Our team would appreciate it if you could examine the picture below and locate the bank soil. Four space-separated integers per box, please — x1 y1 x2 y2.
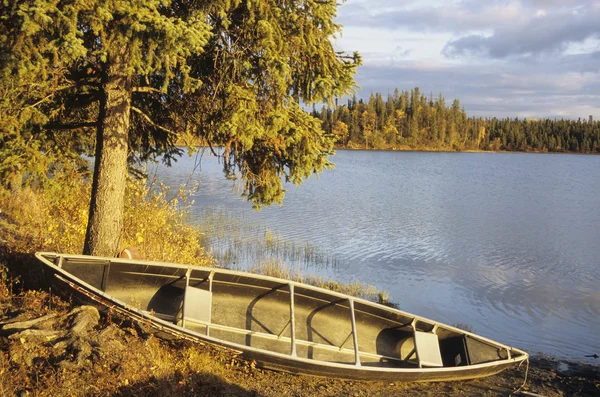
1 298 598 397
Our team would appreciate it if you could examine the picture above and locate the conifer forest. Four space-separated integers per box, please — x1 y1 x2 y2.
312 88 600 153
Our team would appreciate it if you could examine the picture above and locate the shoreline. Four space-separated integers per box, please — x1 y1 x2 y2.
0 251 598 396
332 146 600 156
1 183 597 395
176 142 599 156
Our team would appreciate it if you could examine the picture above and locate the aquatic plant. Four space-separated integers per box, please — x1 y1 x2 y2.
195 208 337 269
248 259 388 303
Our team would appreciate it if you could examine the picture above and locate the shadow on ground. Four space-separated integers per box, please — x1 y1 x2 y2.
111 372 263 397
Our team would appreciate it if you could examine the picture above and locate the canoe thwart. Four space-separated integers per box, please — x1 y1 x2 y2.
183 286 212 333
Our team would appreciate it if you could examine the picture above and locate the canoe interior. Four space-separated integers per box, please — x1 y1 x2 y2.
50 255 520 370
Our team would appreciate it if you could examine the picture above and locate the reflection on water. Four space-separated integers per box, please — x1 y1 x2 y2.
155 150 600 361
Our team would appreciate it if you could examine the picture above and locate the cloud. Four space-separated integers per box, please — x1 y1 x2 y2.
335 1 600 119
349 60 600 119
339 1 600 59
338 1 526 34
442 4 600 58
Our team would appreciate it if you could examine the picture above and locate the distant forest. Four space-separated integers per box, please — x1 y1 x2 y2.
311 88 600 153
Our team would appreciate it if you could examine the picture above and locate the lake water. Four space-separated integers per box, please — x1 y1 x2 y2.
155 150 600 361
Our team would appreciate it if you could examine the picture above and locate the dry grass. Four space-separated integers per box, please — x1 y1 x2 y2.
1 171 596 396
120 179 214 266
198 208 337 268
2 280 595 397
249 259 390 304
0 172 214 266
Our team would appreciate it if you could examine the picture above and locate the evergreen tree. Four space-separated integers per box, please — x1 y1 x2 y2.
1 0 360 256
311 87 600 154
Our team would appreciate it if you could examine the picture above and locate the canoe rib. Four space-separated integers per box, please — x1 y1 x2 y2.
290 283 297 357
348 299 361 366
36 252 529 382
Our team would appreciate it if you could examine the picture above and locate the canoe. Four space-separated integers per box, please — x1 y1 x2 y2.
35 252 528 382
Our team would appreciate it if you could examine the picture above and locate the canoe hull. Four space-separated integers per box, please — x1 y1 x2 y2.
37 252 528 382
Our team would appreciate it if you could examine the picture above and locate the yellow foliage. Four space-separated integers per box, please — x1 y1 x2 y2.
121 178 215 266
0 172 214 267
1 172 89 253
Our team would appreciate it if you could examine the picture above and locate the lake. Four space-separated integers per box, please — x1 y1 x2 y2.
154 150 600 361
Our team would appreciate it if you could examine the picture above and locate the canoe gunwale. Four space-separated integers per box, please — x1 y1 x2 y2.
35 252 529 381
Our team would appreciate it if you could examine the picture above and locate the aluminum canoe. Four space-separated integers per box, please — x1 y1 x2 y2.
35 252 528 382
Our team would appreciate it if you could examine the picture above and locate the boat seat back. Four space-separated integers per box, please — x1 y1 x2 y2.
183 286 212 325
414 331 443 367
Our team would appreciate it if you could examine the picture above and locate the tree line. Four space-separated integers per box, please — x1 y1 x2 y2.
312 88 600 153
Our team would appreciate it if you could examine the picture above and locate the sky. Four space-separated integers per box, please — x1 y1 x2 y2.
332 0 600 120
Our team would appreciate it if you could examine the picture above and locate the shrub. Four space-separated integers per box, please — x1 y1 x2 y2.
0 171 214 266
121 178 214 266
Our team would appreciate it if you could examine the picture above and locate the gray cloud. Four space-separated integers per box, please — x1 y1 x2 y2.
336 1 600 119
339 1 600 59
522 0 581 6
350 58 600 120
443 5 600 58
339 0 529 33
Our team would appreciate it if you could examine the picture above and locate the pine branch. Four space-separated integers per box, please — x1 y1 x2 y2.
132 86 164 94
44 122 98 130
131 106 176 136
24 85 75 109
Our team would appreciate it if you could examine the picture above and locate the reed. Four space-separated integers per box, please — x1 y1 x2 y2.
1 171 389 305
246 259 389 303
191 208 395 304
195 208 337 269
452 323 475 333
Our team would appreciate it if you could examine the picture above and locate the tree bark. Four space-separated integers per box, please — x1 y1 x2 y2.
83 56 131 257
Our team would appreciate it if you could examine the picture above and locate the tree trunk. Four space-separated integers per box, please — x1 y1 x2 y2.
83 57 131 257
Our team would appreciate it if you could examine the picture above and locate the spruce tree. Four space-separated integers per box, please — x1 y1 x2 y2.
1 0 360 256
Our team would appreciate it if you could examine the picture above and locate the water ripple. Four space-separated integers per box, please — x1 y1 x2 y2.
159 151 600 361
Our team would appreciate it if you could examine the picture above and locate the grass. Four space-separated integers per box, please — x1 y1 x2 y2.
0 171 214 266
0 168 391 304
0 172 395 396
0 172 592 397
196 208 337 269
0 272 246 396
195 208 393 304
248 259 392 305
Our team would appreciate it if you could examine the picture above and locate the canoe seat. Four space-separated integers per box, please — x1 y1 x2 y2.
183 286 212 325
414 331 443 367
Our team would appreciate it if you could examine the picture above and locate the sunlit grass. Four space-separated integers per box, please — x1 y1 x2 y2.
1 171 390 305
189 208 395 304
246 259 391 304
0 171 214 266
